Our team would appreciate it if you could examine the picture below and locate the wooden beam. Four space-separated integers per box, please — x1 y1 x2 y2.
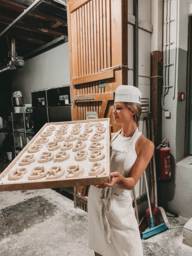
0 15 62 38
72 69 115 85
73 92 113 103
0 0 67 26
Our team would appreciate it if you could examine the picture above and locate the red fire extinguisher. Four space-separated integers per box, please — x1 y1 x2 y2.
157 140 172 181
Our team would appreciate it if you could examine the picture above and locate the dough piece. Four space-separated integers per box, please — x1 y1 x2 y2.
89 150 105 162
55 130 65 136
84 127 93 134
28 166 46 180
56 125 68 135
88 162 105 176
91 133 104 142
54 134 65 142
74 150 87 161
35 137 48 145
79 133 89 141
89 142 104 151
60 141 73 151
46 166 64 179
96 126 106 134
40 131 52 137
38 152 53 163
54 151 69 162
47 141 60 151
66 164 82 178
28 144 41 153
19 154 35 166
72 140 86 152
8 168 26 181
71 127 80 135
47 126 56 131
64 135 76 142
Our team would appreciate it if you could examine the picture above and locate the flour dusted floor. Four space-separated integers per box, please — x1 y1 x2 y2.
0 189 191 256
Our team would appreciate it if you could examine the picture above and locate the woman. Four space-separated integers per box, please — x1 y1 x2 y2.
88 85 154 256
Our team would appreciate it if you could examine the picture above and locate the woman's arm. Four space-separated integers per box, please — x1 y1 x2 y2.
105 136 154 189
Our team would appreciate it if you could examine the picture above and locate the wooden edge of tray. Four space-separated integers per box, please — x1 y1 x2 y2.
0 175 110 192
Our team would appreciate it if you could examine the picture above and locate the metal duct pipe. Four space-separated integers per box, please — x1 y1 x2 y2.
0 66 13 74
11 38 16 62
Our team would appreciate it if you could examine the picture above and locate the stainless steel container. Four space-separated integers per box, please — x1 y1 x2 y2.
12 91 23 106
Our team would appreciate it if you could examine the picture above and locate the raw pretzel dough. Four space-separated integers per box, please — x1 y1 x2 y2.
47 141 60 151
60 141 73 151
66 164 82 178
8 168 26 180
54 135 65 142
46 166 64 179
74 150 87 161
19 154 35 166
79 133 89 141
88 162 104 176
40 131 52 137
89 142 104 151
38 152 53 163
84 127 93 134
54 151 69 162
96 126 106 134
47 126 56 131
71 128 80 135
35 137 48 145
64 135 76 142
89 150 105 162
28 144 41 153
91 133 104 142
28 166 46 180
72 140 86 152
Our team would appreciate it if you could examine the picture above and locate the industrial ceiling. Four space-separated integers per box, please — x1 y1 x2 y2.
0 0 68 67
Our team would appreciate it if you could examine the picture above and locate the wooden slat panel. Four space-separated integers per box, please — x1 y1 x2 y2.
69 0 112 83
68 0 128 123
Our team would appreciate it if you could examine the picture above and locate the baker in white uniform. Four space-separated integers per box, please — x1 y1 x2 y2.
88 85 154 256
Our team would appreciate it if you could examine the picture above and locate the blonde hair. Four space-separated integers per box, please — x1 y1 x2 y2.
125 102 141 125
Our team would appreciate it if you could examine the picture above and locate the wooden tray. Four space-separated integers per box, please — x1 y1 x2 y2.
0 118 110 191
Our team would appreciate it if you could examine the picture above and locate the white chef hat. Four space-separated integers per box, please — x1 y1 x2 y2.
114 85 142 104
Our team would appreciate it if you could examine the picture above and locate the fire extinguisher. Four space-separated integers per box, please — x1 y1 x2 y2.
157 139 172 181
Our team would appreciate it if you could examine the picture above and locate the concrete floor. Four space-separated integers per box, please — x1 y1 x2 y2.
0 189 192 256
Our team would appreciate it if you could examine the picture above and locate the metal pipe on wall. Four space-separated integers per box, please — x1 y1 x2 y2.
151 0 163 145
133 0 139 87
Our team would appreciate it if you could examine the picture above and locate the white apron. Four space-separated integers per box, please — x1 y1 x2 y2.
88 128 143 256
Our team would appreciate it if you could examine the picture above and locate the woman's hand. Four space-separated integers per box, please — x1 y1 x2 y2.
104 172 124 187
95 171 124 188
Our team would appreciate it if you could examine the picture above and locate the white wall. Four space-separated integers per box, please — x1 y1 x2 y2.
12 42 70 103
128 0 152 100
159 0 192 216
162 0 192 160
